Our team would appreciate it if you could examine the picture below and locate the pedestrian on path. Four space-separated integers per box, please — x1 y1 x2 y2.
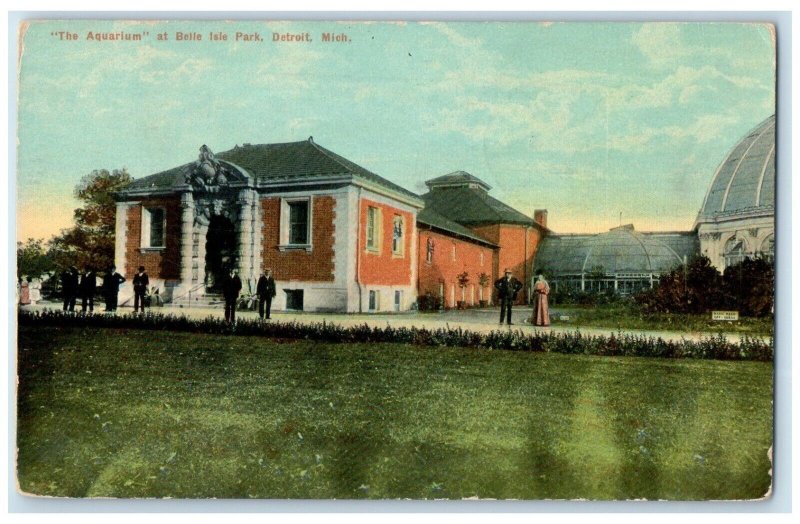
257 268 276 320
223 267 242 323
133 266 150 313
103 266 126 312
61 266 79 311
531 273 550 327
79 267 97 312
494 268 523 325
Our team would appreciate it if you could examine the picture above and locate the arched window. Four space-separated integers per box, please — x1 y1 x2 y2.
723 237 748 268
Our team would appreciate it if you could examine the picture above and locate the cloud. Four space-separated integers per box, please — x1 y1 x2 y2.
631 23 686 68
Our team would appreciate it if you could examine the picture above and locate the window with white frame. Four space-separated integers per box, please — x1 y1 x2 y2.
141 207 166 248
279 197 312 249
392 215 404 256
366 206 382 252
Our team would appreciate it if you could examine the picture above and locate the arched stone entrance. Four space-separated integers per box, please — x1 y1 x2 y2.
173 146 261 300
204 214 237 292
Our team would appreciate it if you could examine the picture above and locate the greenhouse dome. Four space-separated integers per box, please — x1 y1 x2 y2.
534 224 689 294
694 114 775 270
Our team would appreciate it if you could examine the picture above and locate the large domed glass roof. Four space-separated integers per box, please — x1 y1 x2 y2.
535 225 685 276
697 115 775 222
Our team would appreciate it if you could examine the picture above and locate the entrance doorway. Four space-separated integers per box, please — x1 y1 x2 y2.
205 215 236 292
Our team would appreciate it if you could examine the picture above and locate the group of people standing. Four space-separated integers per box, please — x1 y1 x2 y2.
45 262 550 328
59 265 146 313
221 267 277 323
494 268 550 327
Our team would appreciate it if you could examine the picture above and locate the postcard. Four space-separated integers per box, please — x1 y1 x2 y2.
15 19 776 500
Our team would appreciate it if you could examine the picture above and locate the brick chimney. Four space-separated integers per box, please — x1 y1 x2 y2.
534 209 548 229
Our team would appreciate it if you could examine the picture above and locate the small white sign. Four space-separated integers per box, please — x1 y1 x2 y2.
712 310 739 321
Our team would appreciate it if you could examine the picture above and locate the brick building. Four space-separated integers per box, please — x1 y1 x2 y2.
419 172 548 305
113 140 546 311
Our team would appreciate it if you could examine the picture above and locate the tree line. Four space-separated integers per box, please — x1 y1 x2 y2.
17 169 132 284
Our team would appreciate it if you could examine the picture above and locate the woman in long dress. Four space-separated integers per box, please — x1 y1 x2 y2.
532 273 550 327
29 277 42 305
19 278 31 306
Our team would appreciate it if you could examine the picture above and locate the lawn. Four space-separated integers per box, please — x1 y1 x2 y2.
548 303 774 335
17 326 773 500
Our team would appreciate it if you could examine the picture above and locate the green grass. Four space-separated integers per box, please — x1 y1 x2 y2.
17 326 773 500
550 303 774 335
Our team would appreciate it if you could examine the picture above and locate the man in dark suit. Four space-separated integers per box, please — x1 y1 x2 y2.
132 266 150 313
494 268 523 325
61 266 79 312
222 267 243 323
103 265 126 312
79 266 96 313
256 268 277 320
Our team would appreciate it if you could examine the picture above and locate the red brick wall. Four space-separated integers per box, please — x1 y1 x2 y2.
261 196 336 282
467 224 544 304
358 198 414 286
417 229 496 308
125 198 182 280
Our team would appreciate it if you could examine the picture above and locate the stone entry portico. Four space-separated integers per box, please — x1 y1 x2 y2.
175 155 262 299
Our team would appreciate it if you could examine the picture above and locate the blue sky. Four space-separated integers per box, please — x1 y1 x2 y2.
16 20 775 240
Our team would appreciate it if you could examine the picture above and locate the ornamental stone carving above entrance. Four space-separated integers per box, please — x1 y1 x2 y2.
185 145 234 193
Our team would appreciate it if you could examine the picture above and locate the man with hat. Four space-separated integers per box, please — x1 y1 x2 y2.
222 266 243 323
102 265 126 312
61 265 79 312
79 266 97 313
494 268 523 325
256 267 277 320
133 266 150 313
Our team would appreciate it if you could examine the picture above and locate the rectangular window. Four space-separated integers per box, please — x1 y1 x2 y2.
392 215 404 256
285 289 304 311
479 252 484 266
451 244 456 261
394 290 402 311
142 207 166 248
369 290 380 311
366 206 381 252
288 201 309 245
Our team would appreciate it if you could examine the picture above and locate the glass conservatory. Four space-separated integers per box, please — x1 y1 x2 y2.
533 225 689 295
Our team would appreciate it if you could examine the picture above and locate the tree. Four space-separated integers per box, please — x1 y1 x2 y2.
634 255 724 314
16 238 56 280
721 257 774 317
49 169 132 271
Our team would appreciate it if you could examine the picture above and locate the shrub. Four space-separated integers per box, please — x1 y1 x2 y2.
17 309 772 362
417 292 443 312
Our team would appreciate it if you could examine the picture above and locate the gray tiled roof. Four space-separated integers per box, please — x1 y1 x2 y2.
417 207 497 247
425 171 492 191
697 114 775 221
421 186 537 227
122 138 421 202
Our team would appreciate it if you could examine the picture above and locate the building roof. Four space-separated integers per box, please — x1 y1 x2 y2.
417 207 498 247
421 176 539 228
696 114 775 224
425 171 492 191
534 224 688 276
121 138 421 202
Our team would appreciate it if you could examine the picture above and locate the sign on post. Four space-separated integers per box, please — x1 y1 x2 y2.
712 310 739 321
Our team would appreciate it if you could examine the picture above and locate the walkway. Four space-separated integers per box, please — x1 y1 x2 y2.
25 302 765 343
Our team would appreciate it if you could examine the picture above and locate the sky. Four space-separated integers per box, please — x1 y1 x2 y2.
16 20 775 241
